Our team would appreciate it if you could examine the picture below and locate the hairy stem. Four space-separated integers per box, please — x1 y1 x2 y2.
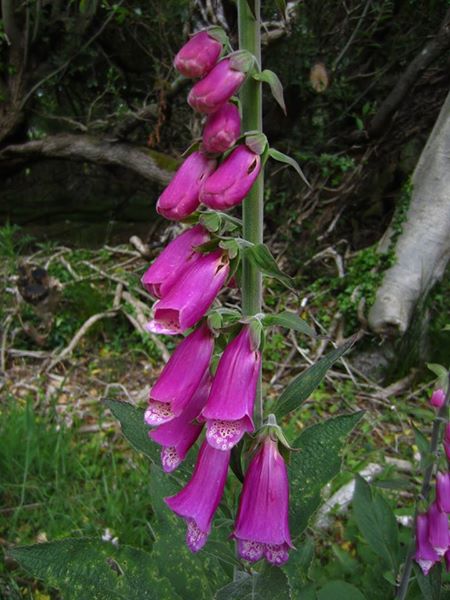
396 372 450 600
238 0 264 429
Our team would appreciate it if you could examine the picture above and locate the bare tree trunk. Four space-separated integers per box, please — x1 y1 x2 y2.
368 91 450 335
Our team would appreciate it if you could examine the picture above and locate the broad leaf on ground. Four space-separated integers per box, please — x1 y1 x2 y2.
289 412 364 535
215 566 291 600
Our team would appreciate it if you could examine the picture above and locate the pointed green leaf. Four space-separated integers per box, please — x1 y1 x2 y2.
253 69 286 115
245 131 268 155
352 475 399 572
275 0 287 19
274 336 357 419
244 0 257 19
318 581 366 600
215 566 291 600
242 243 295 291
414 562 442 600
289 412 364 534
263 311 316 338
8 538 177 600
268 148 311 188
105 399 159 463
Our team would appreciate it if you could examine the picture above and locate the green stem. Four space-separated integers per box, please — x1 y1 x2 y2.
238 0 264 429
396 372 450 600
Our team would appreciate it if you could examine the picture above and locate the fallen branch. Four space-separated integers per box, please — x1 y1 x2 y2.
0 133 172 186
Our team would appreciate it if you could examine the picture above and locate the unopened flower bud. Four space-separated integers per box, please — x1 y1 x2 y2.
188 58 246 114
174 31 222 79
202 103 241 154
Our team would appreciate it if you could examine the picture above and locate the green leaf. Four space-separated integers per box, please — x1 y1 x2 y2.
282 537 315 590
263 311 316 337
274 337 357 419
352 475 399 572
275 0 287 19
200 212 222 232
242 243 295 291
8 538 177 600
289 412 364 534
105 399 159 463
215 566 291 600
253 70 286 114
245 131 268 155
318 581 366 600
268 148 310 188
414 562 442 600
149 467 228 600
427 363 449 388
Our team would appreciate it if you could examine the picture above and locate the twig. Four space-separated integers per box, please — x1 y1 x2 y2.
46 310 118 371
1 313 14 374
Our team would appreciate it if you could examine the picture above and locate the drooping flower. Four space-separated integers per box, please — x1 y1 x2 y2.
414 513 440 575
430 388 446 408
232 436 293 566
174 31 222 79
202 325 261 450
202 103 241 154
427 501 449 556
165 439 230 552
200 145 261 210
141 225 209 299
149 375 211 472
144 324 213 426
436 472 450 513
188 58 246 114
146 250 229 335
156 151 216 221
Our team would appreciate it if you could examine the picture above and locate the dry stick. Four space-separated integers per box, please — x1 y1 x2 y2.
46 310 118 372
1 312 14 374
396 371 450 600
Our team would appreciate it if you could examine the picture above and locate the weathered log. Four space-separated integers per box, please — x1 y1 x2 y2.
0 134 173 186
368 90 450 334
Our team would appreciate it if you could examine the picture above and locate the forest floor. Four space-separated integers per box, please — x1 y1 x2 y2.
0 224 447 599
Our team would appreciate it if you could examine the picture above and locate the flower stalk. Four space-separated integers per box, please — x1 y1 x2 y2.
396 371 450 600
238 0 264 429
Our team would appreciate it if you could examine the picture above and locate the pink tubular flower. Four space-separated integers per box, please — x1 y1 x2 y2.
232 436 293 566
200 145 261 210
165 440 230 552
149 375 211 472
202 103 241 154
202 325 261 450
414 513 440 575
141 225 209 298
430 388 446 408
174 31 222 79
436 472 450 513
428 501 449 556
144 324 213 426
156 151 216 221
147 250 229 335
188 58 246 114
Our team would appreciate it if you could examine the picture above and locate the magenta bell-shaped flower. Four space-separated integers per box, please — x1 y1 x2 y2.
202 103 241 154
232 436 293 566
436 472 450 513
430 388 446 408
141 225 210 299
202 325 261 450
156 151 216 221
165 439 230 552
200 145 261 210
174 31 222 79
188 58 246 114
428 501 449 556
147 250 229 335
144 324 213 426
149 374 211 472
414 513 440 575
